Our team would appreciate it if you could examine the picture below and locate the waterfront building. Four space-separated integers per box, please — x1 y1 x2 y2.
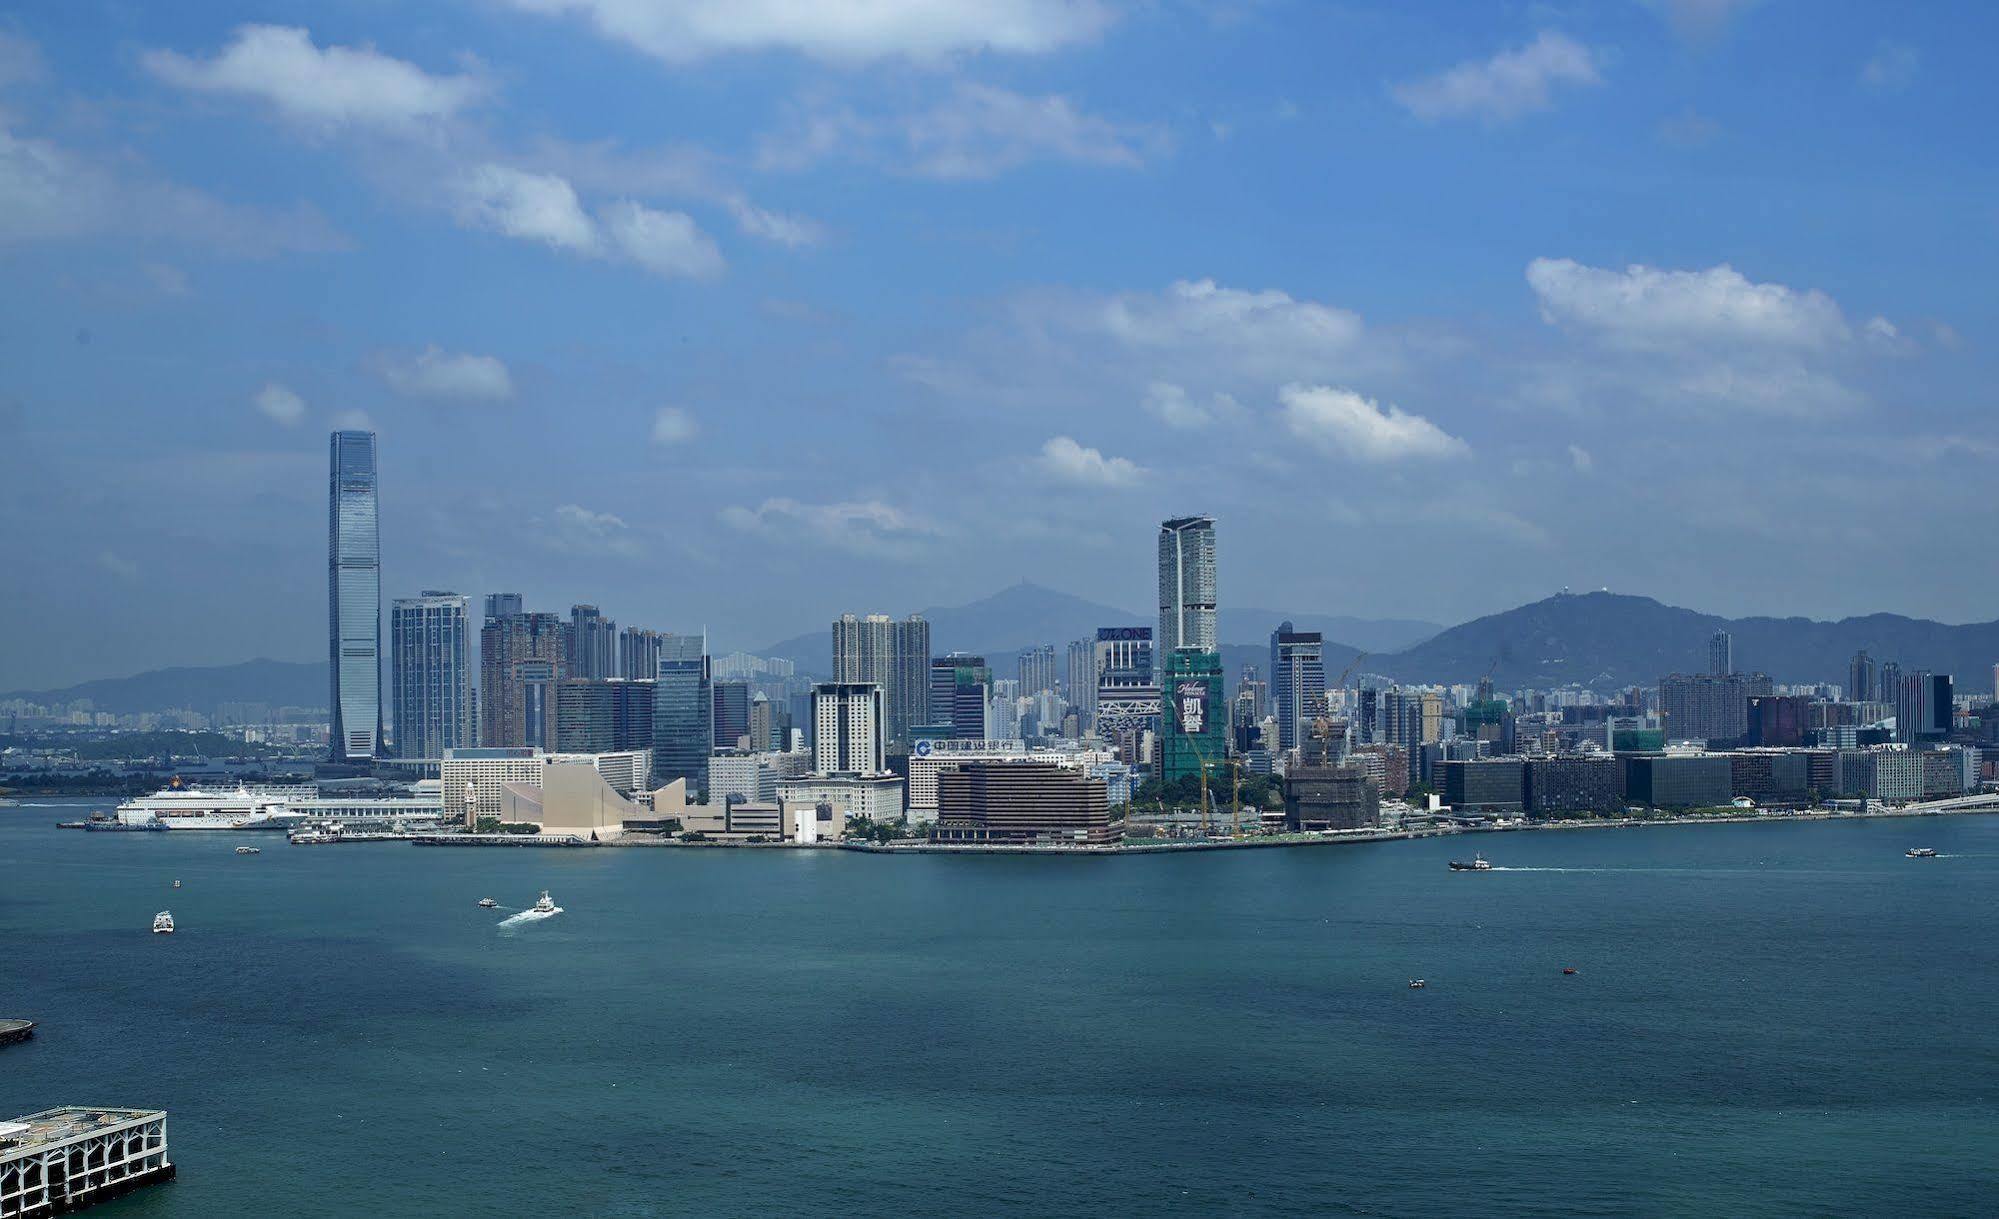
1658 673 1771 748
328 429 382 760
1018 644 1058 696
905 738 1033 815
709 749 780 805
390 591 473 760
567 605 617 680
932 760 1119 846
1729 749 1810 804
1282 762 1380 831
1157 515 1218 660
929 654 991 741
480 611 566 749
553 678 655 755
653 653 712 795
1621 753 1732 808
1270 623 1326 753
1 1107 173 1218
777 772 905 824
677 799 788 841
713 680 751 749
1160 650 1227 785
1523 755 1623 816
831 613 930 751
812 682 886 775
1709 630 1734 676
1441 758 1526 814
442 746 651 828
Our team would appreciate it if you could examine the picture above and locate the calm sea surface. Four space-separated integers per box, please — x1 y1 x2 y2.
3 800 1996 1217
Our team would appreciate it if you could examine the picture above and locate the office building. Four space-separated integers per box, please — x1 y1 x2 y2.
709 749 780 806
713 680 751 750
904 738 1033 815
777 772 904 823
813 682 886 775
1441 758 1526 814
831 613 930 751
1270 623 1326 753
1747 695 1811 748
932 761 1119 846
328 430 382 760
1157 515 1218 659
653 653 712 795
1018 644 1058 696
1730 750 1810 804
1622 753 1732 808
1709 630 1734 676
480 610 565 750
658 632 706 662
1160 650 1226 784
618 627 664 681
567 605 617 680
553 678 655 755
748 693 775 752
1092 626 1160 743
390 591 473 759
1283 763 1380 831
929 654 991 741
1894 671 1953 743
1523 756 1622 816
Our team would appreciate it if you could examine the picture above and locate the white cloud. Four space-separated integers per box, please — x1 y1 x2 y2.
1527 258 1854 350
651 406 698 445
601 200 725 278
1095 279 1367 382
142 25 488 133
1279 384 1468 462
1861 43 1918 90
720 497 940 558
1035 435 1145 487
727 198 824 248
759 84 1163 179
1568 444 1594 473
456 164 600 253
0 121 346 254
1144 381 1243 430
549 503 641 557
379 346 514 401
1392 32 1602 124
254 382 307 426
500 0 1114 65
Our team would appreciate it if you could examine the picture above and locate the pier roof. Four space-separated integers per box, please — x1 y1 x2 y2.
0 1107 162 1152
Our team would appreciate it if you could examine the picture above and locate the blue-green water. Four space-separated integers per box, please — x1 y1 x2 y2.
4 801 1997 1217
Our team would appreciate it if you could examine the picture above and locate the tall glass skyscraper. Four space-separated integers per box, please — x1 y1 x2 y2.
1270 622 1326 753
328 430 381 760
1157 515 1218 659
391 592 473 759
653 647 712 795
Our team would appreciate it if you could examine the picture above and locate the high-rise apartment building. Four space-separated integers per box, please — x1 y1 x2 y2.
653 653 712 794
1849 650 1877 703
328 430 382 760
1066 639 1096 727
1157 515 1218 659
1018 644 1058 696
391 591 473 760
618 627 663 681
567 605 617 680
1708 630 1734 676
1658 672 1772 746
928 654 990 741
482 593 522 625
1270 622 1327 753
831 613 931 750
480 611 565 749
812 682 885 775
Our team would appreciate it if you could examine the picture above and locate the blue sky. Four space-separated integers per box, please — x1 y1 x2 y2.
1 0 1994 688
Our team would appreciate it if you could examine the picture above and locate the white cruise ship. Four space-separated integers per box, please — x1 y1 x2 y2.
113 785 311 831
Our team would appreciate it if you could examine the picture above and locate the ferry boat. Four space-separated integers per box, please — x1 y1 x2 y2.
477 897 498 908
151 911 174 934
112 784 310 832
234 845 260 855
532 890 561 915
1907 847 1938 858
1449 853 1493 872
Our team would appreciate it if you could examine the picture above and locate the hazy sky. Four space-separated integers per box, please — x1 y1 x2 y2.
1 1 1994 689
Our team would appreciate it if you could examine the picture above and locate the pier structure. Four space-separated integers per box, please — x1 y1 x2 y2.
0 1108 173 1218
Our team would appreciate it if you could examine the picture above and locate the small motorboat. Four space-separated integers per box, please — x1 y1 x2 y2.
235 845 260 855
152 911 175 935
477 897 498 908
1906 847 1938 858
1449 854 1493 872
1408 979 1426 989
1563 967 1578 976
172 879 181 889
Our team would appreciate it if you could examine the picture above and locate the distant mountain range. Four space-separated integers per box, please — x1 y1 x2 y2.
12 588 1997 716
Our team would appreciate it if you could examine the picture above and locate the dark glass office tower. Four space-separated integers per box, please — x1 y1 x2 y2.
328 430 382 760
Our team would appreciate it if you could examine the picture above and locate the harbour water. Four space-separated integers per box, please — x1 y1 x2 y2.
4 798 1997 1216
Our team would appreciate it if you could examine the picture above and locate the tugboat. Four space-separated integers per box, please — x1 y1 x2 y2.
1906 847 1938 859
1449 853 1493 872
477 897 498 909
532 890 562 915
151 911 175 935
235 845 260 855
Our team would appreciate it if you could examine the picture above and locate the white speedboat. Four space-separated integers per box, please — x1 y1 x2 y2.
532 890 562 915
1907 847 1938 858
235 846 260 855
477 897 498 909
152 911 175 934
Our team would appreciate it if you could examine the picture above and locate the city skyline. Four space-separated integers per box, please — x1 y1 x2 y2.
4 4 1999 690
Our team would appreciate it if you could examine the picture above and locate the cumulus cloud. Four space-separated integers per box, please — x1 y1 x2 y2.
601 200 725 278
720 497 940 558
651 406 698 445
1860 43 1918 90
1035 436 1145 487
456 164 600 253
142 25 488 133
378 346 514 401
1144 381 1243 430
254 382 307 426
1279 384 1468 462
759 84 1163 180
727 198 824 248
548 503 642 557
499 0 1114 65
1096 279 1365 381
1526 258 1853 350
1392 32 1602 124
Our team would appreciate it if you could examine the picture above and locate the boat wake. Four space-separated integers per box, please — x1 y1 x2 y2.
497 902 563 928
